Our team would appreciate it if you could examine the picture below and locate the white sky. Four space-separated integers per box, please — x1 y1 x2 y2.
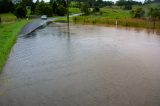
34 0 145 3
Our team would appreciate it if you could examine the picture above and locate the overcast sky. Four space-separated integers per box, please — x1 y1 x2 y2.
34 0 145 3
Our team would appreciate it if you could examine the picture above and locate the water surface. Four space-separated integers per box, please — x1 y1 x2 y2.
0 23 160 106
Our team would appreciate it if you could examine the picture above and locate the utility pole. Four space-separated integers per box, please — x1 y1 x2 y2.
66 0 70 36
67 0 69 28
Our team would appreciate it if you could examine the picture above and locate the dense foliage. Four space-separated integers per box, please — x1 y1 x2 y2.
131 8 145 18
80 3 90 15
14 4 27 18
35 2 53 16
50 0 67 15
0 0 14 13
55 5 67 16
148 8 160 20
116 0 142 6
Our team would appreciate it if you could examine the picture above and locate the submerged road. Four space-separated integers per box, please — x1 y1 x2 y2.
0 23 160 106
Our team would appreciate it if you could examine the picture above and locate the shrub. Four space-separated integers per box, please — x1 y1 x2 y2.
55 5 66 16
14 5 27 18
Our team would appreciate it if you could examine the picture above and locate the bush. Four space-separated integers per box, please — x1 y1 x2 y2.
35 2 53 17
55 5 67 16
14 5 27 18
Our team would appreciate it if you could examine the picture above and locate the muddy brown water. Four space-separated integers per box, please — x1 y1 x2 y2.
0 23 160 106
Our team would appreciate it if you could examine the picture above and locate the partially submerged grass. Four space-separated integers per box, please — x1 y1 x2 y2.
0 20 30 72
72 16 160 29
54 17 74 23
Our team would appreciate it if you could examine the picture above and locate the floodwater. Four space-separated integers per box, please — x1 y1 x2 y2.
0 23 160 106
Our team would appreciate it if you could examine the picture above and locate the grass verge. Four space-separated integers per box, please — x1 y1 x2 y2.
0 13 17 23
0 20 30 72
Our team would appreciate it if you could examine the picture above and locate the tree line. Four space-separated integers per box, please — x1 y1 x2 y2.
0 0 159 20
0 0 68 18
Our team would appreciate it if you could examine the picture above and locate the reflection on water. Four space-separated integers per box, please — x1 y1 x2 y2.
0 23 160 106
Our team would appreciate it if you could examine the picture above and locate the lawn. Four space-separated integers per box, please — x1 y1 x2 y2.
0 20 30 72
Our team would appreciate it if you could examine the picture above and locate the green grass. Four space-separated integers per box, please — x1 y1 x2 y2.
99 7 131 19
0 20 30 72
0 13 17 23
69 8 80 14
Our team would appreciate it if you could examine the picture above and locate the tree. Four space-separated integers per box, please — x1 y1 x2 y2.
93 7 100 12
144 0 152 4
124 5 132 10
154 0 160 3
14 4 27 18
148 8 160 28
0 0 14 13
52 1 58 14
103 1 114 7
116 0 142 6
116 0 126 6
80 3 90 15
31 2 36 14
22 0 33 6
55 5 67 16
94 0 103 7
35 2 53 16
131 8 145 18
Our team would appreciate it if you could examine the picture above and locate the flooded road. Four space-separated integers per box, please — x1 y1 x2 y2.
0 23 160 106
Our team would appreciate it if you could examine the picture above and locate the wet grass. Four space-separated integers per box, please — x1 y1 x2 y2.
0 20 30 72
72 16 160 29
